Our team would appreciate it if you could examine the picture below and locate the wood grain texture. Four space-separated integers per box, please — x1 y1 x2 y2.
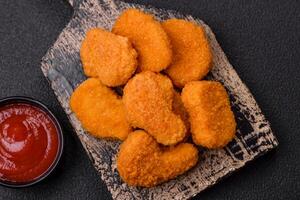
40 0 278 199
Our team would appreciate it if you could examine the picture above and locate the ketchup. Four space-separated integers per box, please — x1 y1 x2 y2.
0 103 59 183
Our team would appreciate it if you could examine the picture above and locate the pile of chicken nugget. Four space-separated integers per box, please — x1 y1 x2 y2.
70 8 236 187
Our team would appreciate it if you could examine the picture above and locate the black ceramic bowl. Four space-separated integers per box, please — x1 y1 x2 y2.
0 96 63 187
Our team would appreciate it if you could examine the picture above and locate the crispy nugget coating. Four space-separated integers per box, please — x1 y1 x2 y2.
112 9 172 72
152 73 174 109
70 78 132 140
123 71 186 145
117 130 198 187
172 91 190 134
80 28 137 86
182 81 236 148
162 19 213 87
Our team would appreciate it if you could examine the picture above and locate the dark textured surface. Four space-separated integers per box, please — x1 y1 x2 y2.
0 0 299 199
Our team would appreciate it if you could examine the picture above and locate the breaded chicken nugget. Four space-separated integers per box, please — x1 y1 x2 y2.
182 81 236 148
70 78 132 140
152 73 174 109
123 71 186 145
152 76 189 128
112 9 172 72
162 19 213 87
117 130 198 187
172 91 190 134
80 28 137 86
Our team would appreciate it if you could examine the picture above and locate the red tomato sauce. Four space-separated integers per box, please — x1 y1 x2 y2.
0 103 59 183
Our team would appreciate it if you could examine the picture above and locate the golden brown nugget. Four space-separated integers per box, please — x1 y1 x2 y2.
153 76 188 124
162 19 213 87
172 91 190 134
70 78 131 140
153 73 174 109
80 28 137 86
182 81 236 148
123 71 186 145
113 9 172 72
117 130 198 187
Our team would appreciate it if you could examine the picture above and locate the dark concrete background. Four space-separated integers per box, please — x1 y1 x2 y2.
0 0 299 199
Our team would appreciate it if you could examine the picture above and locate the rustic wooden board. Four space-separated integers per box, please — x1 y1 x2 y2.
40 0 278 199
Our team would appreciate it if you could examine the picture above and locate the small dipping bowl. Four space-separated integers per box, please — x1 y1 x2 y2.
0 96 63 187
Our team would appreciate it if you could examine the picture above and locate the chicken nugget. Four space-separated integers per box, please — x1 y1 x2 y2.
112 9 172 72
152 75 189 127
172 91 190 134
162 19 213 87
70 78 131 140
117 130 198 187
123 71 186 145
182 81 236 148
80 28 137 86
153 76 189 127
152 73 174 109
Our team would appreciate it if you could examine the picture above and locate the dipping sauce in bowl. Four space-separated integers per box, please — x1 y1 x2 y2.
0 97 63 187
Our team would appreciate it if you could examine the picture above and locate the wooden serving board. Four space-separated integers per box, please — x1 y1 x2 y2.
40 0 278 199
